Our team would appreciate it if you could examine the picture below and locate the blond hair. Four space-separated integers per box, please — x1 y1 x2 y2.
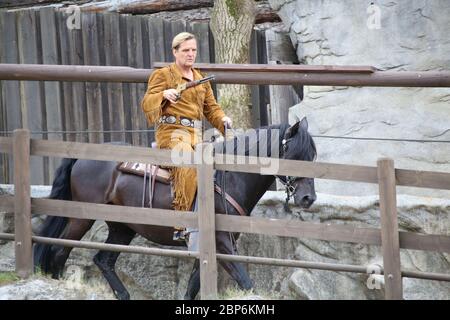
172 32 196 50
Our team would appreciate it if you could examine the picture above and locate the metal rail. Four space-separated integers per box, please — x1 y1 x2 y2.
0 232 448 282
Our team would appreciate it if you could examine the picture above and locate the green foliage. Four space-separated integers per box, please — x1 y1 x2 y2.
0 272 20 286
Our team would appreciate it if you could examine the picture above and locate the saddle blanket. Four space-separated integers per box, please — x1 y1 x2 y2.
117 162 171 184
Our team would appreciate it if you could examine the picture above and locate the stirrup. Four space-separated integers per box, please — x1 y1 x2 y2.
173 230 188 241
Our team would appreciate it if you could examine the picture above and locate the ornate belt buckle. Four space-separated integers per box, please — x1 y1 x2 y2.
180 118 192 127
166 115 176 124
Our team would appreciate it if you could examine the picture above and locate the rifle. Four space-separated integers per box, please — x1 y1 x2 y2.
174 75 215 101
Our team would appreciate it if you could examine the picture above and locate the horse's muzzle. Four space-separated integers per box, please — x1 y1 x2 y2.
297 194 316 208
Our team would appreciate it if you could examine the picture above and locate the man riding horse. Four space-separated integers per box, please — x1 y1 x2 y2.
141 32 232 241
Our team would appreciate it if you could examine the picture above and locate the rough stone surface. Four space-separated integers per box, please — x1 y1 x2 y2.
0 187 14 238
268 0 450 198
1 187 448 299
0 276 115 300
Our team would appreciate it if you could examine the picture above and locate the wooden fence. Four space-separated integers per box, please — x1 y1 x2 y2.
0 128 449 299
1 61 450 299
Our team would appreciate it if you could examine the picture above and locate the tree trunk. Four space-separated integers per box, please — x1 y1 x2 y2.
210 0 256 130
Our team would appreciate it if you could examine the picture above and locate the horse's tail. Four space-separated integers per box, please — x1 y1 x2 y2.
33 158 77 274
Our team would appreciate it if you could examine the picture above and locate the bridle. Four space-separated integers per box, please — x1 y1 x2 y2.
277 134 297 212
276 130 315 213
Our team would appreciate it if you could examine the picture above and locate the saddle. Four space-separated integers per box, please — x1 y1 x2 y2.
117 162 247 216
117 162 170 184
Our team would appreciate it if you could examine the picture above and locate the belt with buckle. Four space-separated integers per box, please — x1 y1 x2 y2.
158 115 200 128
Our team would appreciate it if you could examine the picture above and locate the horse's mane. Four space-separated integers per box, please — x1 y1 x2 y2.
213 123 289 157
213 123 317 161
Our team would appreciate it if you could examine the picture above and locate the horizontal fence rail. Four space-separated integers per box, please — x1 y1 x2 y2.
3 137 450 190
0 232 449 283
1 63 450 87
0 196 197 229
0 230 447 283
0 232 199 260
2 139 446 192
29 139 196 168
0 194 448 254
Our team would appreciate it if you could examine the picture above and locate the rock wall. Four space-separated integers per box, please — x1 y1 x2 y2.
1 187 448 299
268 0 450 198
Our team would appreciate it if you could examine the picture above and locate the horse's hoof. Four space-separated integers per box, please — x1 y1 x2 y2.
115 290 130 300
51 269 62 280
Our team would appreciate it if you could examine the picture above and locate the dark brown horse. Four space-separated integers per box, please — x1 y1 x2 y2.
33 119 317 300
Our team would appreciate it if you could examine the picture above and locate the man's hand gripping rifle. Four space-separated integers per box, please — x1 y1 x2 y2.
174 75 215 101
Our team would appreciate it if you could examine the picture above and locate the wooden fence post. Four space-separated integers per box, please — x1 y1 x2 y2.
13 129 33 278
197 143 218 299
377 158 403 299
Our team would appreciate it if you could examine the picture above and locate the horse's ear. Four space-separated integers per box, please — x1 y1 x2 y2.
299 117 308 131
286 117 308 138
286 121 300 138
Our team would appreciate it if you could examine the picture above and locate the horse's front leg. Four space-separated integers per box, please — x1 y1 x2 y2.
216 231 253 291
183 231 253 300
184 230 201 300
93 222 136 300
184 259 200 300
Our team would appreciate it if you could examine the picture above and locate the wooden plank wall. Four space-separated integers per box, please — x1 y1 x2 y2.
17 9 46 185
0 14 5 184
1 11 22 185
0 8 268 184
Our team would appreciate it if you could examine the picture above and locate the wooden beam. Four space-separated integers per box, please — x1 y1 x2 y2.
197 143 218 299
216 213 381 245
215 213 450 253
0 63 150 83
25 138 450 189
30 138 196 168
154 62 377 73
215 155 379 184
214 155 450 190
395 168 450 190
32 198 198 229
399 232 450 254
13 129 33 278
377 158 403 300
2 63 450 87
1 193 448 253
